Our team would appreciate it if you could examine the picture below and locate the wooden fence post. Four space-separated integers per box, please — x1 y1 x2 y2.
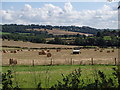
73 59 74 65
51 58 53 65
114 58 117 66
91 58 94 65
71 58 72 65
32 60 34 67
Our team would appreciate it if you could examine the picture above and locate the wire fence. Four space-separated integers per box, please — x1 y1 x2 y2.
2 57 118 66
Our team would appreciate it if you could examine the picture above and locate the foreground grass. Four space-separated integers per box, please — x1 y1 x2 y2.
2 65 117 88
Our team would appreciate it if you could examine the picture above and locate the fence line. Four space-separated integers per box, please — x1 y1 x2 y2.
2 57 118 66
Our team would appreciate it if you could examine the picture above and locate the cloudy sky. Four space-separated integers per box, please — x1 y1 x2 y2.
0 1 118 29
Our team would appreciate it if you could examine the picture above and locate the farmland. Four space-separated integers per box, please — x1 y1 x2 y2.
2 39 77 49
2 65 117 88
26 28 93 36
1 40 119 88
2 40 118 66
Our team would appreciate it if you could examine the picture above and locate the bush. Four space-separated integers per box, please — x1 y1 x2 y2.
2 70 20 90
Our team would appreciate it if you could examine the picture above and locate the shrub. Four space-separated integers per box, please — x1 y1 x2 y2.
2 70 20 90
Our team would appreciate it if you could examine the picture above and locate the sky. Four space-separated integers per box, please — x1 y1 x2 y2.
0 1 118 29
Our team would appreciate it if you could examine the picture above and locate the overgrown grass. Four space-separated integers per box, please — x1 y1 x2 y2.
0 32 10 35
104 36 111 40
2 65 117 88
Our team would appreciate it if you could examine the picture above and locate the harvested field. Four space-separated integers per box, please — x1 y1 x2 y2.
2 47 118 66
26 28 93 36
2 40 77 49
2 40 119 66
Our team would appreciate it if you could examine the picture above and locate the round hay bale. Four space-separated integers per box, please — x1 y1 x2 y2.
9 58 17 65
47 53 52 57
112 50 114 52
38 52 43 55
14 50 17 53
41 50 47 55
17 50 20 51
3 50 7 53
10 51 13 53
94 49 97 51
13 60 17 65
9 58 14 65
96 48 99 50
107 50 110 53
56 49 61 52
47 50 50 52
100 50 103 52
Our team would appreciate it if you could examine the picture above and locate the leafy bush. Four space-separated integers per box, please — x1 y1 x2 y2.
2 70 20 90
51 68 82 89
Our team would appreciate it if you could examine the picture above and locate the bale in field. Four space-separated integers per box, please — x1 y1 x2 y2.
38 50 47 55
112 49 114 52
3 50 7 53
94 49 97 51
38 52 43 55
17 50 20 51
42 50 47 55
14 50 17 53
13 59 17 65
28 49 31 51
10 51 13 53
9 58 13 65
9 58 17 65
96 48 99 50
47 49 50 52
107 50 110 53
100 49 103 52
56 49 61 52
47 53 52 57
10 50 17 53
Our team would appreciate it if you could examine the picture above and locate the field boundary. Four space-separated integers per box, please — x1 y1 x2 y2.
2 57 118 66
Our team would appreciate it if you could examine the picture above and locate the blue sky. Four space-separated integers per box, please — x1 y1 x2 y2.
0 2 118 29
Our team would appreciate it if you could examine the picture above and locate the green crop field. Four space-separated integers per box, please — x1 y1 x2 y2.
2 65 117 88
0 32 10 35
104 36 111 40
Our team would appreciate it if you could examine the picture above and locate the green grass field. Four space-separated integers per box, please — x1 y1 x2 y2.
0 32 10 35
0 32 31 35
104 36 111 40
2 65 117 88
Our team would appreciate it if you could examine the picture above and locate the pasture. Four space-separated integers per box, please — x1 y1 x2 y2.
2 65 117 88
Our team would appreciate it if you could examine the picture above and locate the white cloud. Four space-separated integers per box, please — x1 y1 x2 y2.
64 2 73 13
1 2 118 29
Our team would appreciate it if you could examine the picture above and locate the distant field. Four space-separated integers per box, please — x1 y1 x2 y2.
2 40 77 49
26 28 93 36
0 32 10 35
104 36 111 40
2 65 116 88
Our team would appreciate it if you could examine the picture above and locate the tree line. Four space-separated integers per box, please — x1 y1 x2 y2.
1 24 120 47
